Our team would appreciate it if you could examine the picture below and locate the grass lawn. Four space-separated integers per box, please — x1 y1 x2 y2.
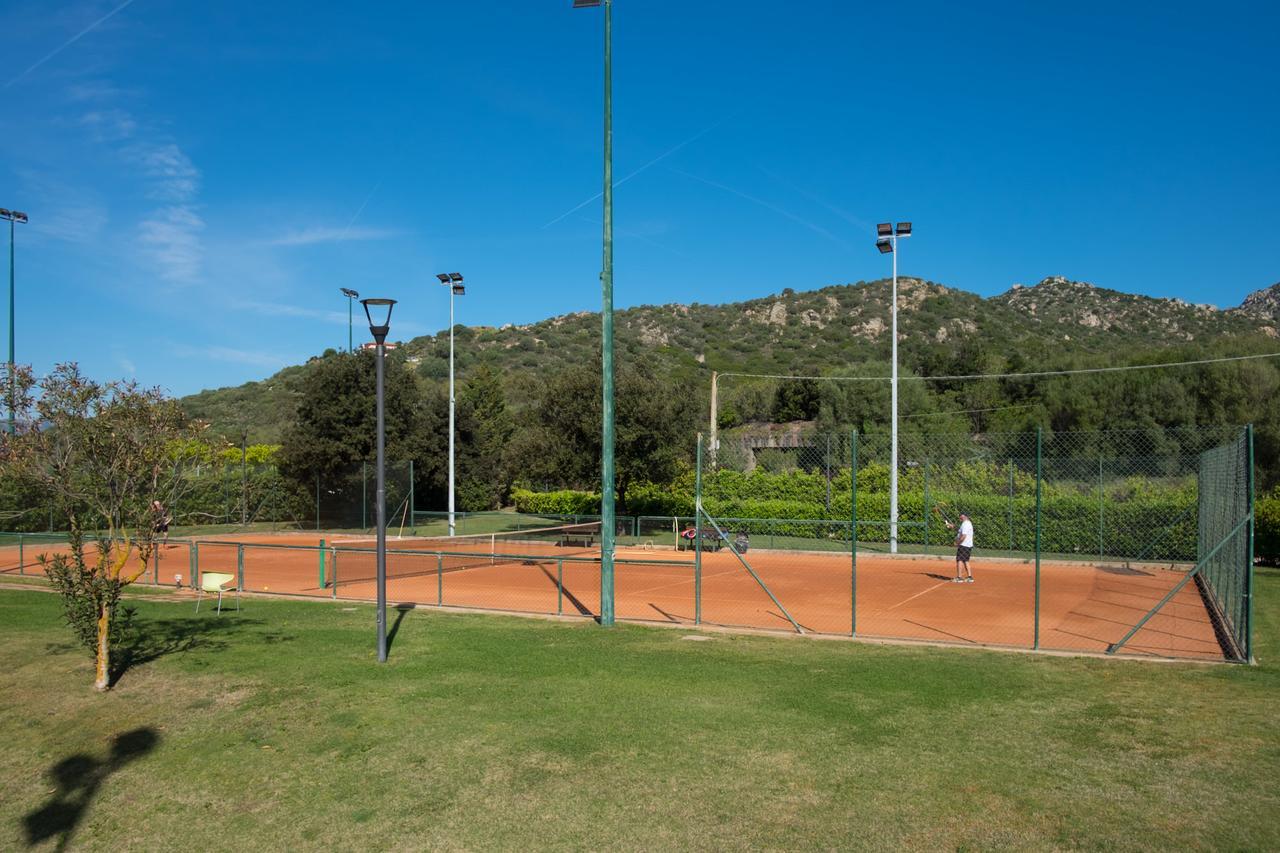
2 570 1278 850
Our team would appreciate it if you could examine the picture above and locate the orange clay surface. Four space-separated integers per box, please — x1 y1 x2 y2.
0 531 1226 660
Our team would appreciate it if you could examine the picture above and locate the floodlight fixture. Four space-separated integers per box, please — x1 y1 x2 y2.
452 284 465 295
435 273 450 284
573 0 602 7
340 287 359 298
448 272 463 283
895 222 912 236
877 222 893 237
876 238 893 254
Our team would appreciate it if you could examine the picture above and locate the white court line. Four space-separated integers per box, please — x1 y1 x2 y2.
885 580 953 612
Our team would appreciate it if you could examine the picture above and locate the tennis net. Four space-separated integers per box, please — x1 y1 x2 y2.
326 521 603 587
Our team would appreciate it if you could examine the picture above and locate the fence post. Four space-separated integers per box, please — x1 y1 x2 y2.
318 539 326 589
362 462 368 531
923 458 930 556
1246 424 1255 662
557 558 564 616
851 429 858 638
237 544 245 591
409 459 415 533
694 433 703 626
18 533 23 575
1008 459 1015 552
437 554 443 606
153 542 160 584
1034 428 1042 650
332 549 339 599
190 542 199 589
825 434 832 515
1098 455 1105 564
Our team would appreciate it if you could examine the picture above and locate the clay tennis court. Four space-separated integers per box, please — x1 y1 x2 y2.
0 531 1226 660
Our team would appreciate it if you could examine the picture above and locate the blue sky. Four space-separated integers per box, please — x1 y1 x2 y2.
2 0 1277 397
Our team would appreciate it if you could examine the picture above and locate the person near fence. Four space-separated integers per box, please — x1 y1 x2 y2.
946 512 974 583
151 500 171 548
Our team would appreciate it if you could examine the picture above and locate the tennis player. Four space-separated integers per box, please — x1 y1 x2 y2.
945 512 974 583
151 500 171 547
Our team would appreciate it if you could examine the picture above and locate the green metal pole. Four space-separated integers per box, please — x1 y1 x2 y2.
237 544 245 591
7 217 14 435
1098 454 1104 564
1008 458 1014 552
923 458 930 556
598 0 616 628
851 429 858 637
318 539 326 589
409 459 415 533
362 462 367 531
1034 428 1042 650
17 533 22 575
1246 424 1255 662
695 433 703 625
348 298 353 353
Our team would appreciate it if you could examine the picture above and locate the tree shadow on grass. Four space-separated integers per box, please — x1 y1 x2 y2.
23 727 160 851
44 613 269 688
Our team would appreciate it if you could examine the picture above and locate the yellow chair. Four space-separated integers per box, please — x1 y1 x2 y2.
195 571 240 614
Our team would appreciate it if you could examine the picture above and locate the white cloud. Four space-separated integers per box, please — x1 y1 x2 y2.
240 301 349 324
137 142 200 202
139 205 204 283
264 225 403 247
80 109 136 142
171 343 292 369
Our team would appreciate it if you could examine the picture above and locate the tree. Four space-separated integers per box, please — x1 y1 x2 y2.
508 359 697 509
456 365 515 510
2 363 207 691
277 350 448 514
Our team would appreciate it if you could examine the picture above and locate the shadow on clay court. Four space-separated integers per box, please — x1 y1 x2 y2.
23 727 160 850
537 565 595 618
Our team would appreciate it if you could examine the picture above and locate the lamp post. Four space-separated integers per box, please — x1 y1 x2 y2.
340 288 360 353
0 208 28 434
361 297 397 663
875 221 911 554
572 0 615 626
435 273 465 537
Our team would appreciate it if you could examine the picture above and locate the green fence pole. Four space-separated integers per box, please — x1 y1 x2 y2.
237 544 245 591
153 542 159 584
694 433 703 626
362 462 367 531
17 533 23 575
1034 428 1042 650
409 459 415 533
318 539 326 589
1246 424 1255 662
1098 455 1105 564
332 549 339 599
190 542 199 589
851 429 858 637
1008 459 1014 552
437 554 443 606
923 458 930 556
557 558 564 616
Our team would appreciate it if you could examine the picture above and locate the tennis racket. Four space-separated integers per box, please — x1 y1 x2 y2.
932 503 954 527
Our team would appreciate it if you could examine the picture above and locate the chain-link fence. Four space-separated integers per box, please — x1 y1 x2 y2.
689 426 1254 661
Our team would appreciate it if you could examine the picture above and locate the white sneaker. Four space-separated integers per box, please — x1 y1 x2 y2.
965 577 975 583
952 577 964 583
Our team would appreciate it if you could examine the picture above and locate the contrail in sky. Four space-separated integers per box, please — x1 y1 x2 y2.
541 121 723 229
758 166 876 234
668 167 852 249
5 0 139 89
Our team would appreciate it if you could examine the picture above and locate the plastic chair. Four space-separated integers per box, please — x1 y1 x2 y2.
195 572 240 614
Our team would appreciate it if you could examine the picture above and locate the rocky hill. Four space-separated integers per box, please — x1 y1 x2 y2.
182 276 1280 442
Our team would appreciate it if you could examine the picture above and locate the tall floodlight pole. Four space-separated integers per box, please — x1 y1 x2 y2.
875 222 912 554
340 288 360 353
573 0 615 626
361 297 397 663
435 272 465 537
1 208 28 434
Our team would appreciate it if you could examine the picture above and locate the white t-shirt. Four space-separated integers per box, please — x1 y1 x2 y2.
957 519 974 548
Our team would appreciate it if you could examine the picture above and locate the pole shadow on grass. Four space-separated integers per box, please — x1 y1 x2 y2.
385 603 415 654
23 727 159 850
